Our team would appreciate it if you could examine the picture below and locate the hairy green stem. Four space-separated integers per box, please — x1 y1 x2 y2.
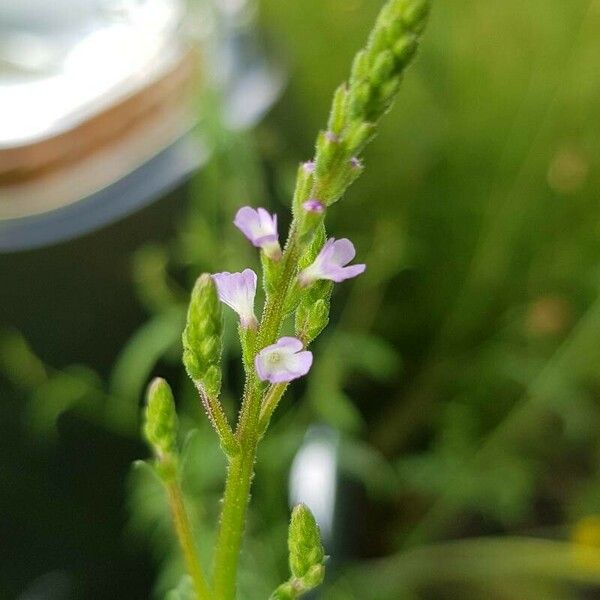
258 383 288 433
212 235 302 599
196 383 240 457
166 479 212 600
211 434 259 599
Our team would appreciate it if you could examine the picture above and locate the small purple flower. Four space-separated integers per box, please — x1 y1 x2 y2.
302 199 325 214
255 337 313 384
212 269 258 329
298 238 366 287
350 157 362 169
234 207 282 260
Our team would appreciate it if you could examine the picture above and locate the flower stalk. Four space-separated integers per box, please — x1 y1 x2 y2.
142 1 430 597
142 378 211 600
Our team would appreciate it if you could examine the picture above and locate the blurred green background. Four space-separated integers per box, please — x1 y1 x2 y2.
1 0 600 598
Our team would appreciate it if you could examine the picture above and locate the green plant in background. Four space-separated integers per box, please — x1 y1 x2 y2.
139 1 430 597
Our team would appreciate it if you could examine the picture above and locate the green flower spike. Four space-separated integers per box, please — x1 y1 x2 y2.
270 504 327 599
183 274 239 456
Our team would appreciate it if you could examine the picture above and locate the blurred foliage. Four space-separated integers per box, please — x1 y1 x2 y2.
2 0 600 598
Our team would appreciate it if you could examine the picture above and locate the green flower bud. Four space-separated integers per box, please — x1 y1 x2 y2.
393 34 418 66
292 161 316 217
143 377 178 456
368 23 391 56
348 82 372 120
327 84 348 136
202 365 222 398
402 0 430 33
182 274 223 397
301 564 325 589
269 582 295 600
314 131 342 177
288 504 325 580
371 50 396 84
296 297 330 345
345 122 376 154
349 50 369 87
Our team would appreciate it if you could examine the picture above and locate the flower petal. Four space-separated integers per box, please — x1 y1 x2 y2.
212 270 257 327
276 337 304 352
329 238 356 266
254 337 313 383
330 263 366 282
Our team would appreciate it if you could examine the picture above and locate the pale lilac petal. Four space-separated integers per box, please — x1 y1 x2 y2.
233 207 259 241
234 206 281 258
212 270 257 328
254 337 313 383
298 237 365 286
276 337 304 352
254 353 270 381
319 238 336 256
329 238 356 266
329 263 366 282
290 351 313 376
257 208 275 231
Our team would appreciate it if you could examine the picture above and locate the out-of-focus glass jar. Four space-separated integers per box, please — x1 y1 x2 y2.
0 0 281 251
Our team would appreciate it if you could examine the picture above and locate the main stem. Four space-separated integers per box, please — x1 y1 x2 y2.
211 429 260 599
212 236 301 599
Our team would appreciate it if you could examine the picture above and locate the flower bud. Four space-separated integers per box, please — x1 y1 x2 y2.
349 50 369 87
327 84 348 136
292 161 315 216
302 564 325 589
143 377 178 456
345 122 376 154
288 504 325 581
182 274 223 397
314 130 342 177
371 49 395 84
393 34 418 66
402 0 431 33
296 297 331 344
269 582 295 600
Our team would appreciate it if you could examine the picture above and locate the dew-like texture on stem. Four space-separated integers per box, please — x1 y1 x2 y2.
212 269 258 329
299 238 366 286
255 337 313 384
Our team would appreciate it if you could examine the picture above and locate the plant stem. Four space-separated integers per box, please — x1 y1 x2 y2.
196 382 240 457
211 434 259 599
258 383 288 433
166 478 212 600
212 233 303 599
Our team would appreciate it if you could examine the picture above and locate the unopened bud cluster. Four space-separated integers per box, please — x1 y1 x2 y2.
182 274 223 397
143 377 178 480
290 0 430 255
270 505 326 599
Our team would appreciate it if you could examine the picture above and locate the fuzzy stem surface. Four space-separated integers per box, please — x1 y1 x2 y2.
167 478 212 600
